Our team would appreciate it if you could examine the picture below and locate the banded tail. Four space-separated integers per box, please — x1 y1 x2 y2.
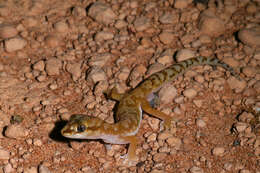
140 56 239 92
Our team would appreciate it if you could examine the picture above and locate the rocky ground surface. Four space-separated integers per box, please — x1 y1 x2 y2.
0 0 259 172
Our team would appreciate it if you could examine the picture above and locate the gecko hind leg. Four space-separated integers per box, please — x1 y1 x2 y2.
141 99 174 130
119 135 138 165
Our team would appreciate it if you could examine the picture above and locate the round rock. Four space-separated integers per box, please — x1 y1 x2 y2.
4 37 27 52
176 49 196 62
4 124 29 139
238 26 260 47
0 25 18 39
88 2 116 25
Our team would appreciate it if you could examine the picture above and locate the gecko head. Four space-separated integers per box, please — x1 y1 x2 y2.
61 114 104 139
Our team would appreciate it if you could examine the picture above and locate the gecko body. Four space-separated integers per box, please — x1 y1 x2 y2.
61 56 238 161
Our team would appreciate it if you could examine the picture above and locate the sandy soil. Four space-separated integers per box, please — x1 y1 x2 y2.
0 0 259 172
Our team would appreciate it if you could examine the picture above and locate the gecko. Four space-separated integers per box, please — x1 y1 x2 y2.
61 56 238 162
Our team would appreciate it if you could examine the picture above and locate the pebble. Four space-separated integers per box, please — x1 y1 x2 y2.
4 37 27 52
22 17 38 28
199 35 211 44
159 32 175 45
240 170 251 173
3 163 14 173
147 133 157 142
152 153 167 162
183 88 197 98
158 132 172 141
5 124 29 139
242 66 256 77
227 76 247 92
199 11 225 37
196 118 206 128
234 122 247 132
222 57 239 67
87 67 107 83
71 6 86 17
189 166 204 173
45 58 62 76
157 49 175 65
95 31 114 42
193 99 203 107
88 53 111 67
134 16 150 32
38 164 52 173
45 35 60 48
114 20 127 29
212 147 225 156
23 167 37 173
174 0 192 9
0 148 10 160
88 2 116 25
0 25 18 39
158 85 177 104
176 49 196 62
166 137 182 150
238 26 260 47
54 21 69 33
66 62 82 81
159 12 179 24
33 60 45 71
33 139 43 146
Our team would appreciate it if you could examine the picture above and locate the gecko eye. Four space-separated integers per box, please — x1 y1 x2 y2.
77 124 86 132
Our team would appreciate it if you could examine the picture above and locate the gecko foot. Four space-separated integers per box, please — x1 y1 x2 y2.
160 117 176 131
120 153 138 166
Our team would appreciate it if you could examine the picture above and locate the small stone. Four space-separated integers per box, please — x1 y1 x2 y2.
153 153 167 162
212 147 225 156
0 24 18 39
227 76 247 92
88 2 116 25
22 17 38 28
114 20 127 29
23 167 38 173
158 132 172 140
38 164 51 173
199 35 211 44
3 163 14 173
176 49 196 62
193 99 203 107
199 11 225 37
159 32 175 45
222 57 240 67
54 21 69 33
183 88 197 98
95 31 114 42
116 67 130 81
134 16 150 32
234 122 247 132
238 26 260 47
45 58 62 76
5 124 29 139
174 0 192 9
4 37 27 52
45 35 60 48
88 53 111 67
159 12 179 24
72 6 86 17
242 66 256 77
240 170 251 173
66 62 82 81
0 149 10 160
33 139 43 146
147 133 157 142
196 118 206 128
87 67 107 83
166 137 182 150
158 85 177 104
189 166 204 173
33 60 45 71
